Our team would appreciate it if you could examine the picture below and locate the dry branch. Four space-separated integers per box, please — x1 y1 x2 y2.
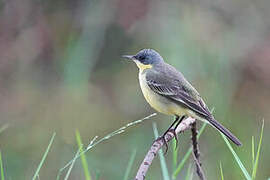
191 122 206 180
135 117 198 180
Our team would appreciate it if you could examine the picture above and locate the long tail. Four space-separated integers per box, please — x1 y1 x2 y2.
207 116 242 146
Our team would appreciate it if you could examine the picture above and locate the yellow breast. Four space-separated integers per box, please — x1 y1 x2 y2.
138 72 188 116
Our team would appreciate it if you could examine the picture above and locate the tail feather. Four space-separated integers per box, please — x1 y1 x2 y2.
207 117 242 146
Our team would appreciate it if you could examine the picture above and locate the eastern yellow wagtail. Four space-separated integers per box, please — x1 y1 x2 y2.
123 49 241 147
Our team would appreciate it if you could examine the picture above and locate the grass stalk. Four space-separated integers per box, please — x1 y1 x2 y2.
0 151 5 180
64 149 80 180
58 113 156 178
251 120 264 180
152 122 170 180
220 162 224 180
185 164 192 180
32 132 56 180
75 130 92 180
172 122 207 178
172 138 178 178
123 149 137 180
221 133 251 180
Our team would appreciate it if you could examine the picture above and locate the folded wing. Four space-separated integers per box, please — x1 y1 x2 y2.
145 68 242 146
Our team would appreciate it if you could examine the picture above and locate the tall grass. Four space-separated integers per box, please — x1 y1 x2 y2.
184 164 193 180
251 120 264 180
0 116 266 180
152 122 170 180
32 132 56 180
221 132 251 180
172 139 178 175
221 120 264 180
220 162 224 180
64 149 80 180
0 151 5 180
172 122 207 178
75 130 92 180
57 113 156 179
123 149 137 180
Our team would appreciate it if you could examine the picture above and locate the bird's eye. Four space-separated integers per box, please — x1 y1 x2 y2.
140 55 147 61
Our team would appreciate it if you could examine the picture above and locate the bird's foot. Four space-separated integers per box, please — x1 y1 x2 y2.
154 136 168 154
153 128 178 154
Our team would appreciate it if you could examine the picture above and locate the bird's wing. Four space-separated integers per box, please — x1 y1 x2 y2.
146 68 211 118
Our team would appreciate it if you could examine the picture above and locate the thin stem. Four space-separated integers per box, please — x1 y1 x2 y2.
191 122 206 180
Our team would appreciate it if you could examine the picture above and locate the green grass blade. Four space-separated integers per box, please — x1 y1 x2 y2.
56 170 61 180
0 151 5 180
185 164 192 180
173 147 191 179
221 133 251 180
75 130 92 180
56 136 98 180
172 138 178 178
251 136 255 166
123 149 137 180
189 167 194 180
152 122 170 180
220 162 224 180
251 120 264 180
172 122 207 178
32 132 56 180
95 170 101 180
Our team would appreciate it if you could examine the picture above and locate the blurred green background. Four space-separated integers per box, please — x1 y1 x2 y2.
0 0 269 179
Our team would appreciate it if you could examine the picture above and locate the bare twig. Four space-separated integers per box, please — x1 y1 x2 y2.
191 122 206 180
134 117 196 180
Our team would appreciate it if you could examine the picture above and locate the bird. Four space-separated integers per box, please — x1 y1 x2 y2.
123 49 242 149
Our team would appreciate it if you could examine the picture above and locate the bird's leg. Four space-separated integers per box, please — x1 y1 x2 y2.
171 115 186 149
155 116 180 154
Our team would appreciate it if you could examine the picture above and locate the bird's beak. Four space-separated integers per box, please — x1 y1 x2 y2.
122 55 135 60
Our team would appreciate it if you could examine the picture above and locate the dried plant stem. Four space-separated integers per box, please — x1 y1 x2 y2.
134 117 196 180
57 113 157 179
191 122 206 180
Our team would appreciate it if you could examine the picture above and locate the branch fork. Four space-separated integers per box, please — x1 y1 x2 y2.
135 117 206 180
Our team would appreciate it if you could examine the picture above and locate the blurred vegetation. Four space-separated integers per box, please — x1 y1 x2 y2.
0 0 270 179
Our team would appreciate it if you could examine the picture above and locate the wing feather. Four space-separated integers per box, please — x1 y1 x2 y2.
146 78 210 117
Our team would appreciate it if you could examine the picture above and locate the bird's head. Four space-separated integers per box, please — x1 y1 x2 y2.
123 49 163 70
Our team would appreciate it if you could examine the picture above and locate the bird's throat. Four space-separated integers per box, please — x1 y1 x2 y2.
134 60 153 71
